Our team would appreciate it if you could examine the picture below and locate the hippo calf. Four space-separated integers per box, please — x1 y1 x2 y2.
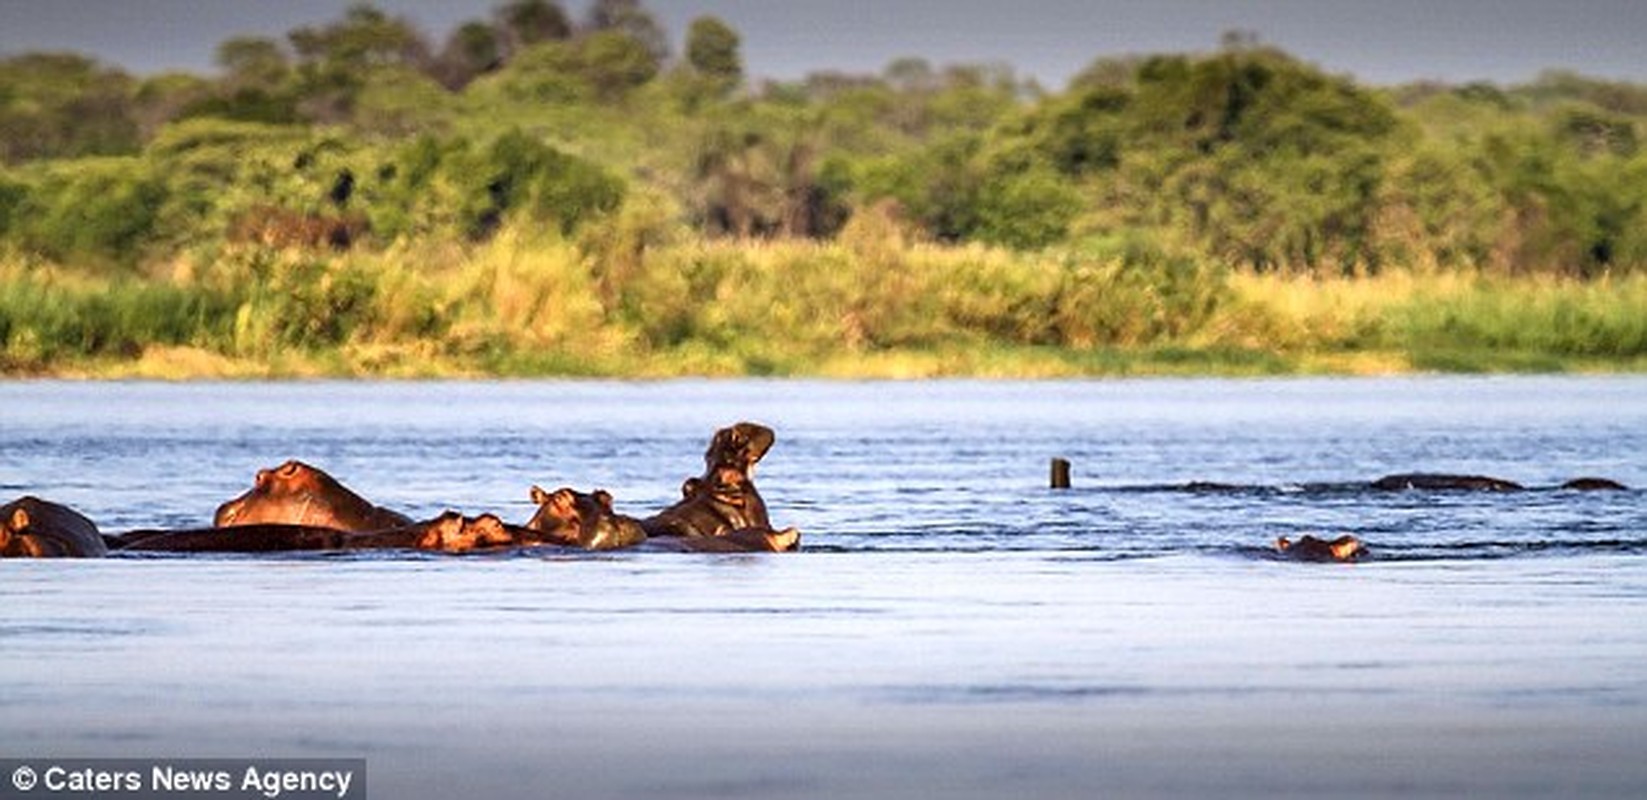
1276 535 1367 563
1 496 108 558
215 460 411 531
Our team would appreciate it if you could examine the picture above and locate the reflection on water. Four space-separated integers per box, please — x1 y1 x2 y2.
4 378 1647 799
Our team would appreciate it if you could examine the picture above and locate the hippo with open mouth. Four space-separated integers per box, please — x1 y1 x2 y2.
640 422 798 551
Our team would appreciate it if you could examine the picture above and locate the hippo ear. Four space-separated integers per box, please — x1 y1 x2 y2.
551 488 576 512
7 507 28 533
594 490 614 513
1276 537 1292 551
681 478 701 498
530 485 551 505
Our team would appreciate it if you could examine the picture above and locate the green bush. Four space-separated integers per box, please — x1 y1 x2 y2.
459 129 625 239
10 158 168 265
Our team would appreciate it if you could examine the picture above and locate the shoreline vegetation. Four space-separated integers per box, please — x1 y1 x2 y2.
3 2 1646 379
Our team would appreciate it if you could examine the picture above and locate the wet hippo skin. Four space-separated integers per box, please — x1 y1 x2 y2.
215 460 412 531
641 423 797 551
526 486 648 551
1560 477 1627 491
1370 474 1525 492
115 512 526 554
1276 534 1367 562
1 496 108 558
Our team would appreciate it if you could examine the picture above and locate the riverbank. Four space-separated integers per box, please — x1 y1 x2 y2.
5 237 1646 379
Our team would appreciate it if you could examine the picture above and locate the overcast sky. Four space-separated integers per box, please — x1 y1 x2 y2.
2 0 1644 89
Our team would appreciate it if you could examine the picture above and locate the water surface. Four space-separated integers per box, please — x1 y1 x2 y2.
4 378 1646 798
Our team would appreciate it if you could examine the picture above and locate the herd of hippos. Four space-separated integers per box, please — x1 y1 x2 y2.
0 421 1631 564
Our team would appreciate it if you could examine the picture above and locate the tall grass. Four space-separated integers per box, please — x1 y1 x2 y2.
1223 270 1647 371
3 231 1645 378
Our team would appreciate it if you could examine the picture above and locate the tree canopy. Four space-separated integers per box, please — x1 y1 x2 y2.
1 3 1644 277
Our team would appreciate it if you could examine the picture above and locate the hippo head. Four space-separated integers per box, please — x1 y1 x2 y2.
215 460 409 532
1 496 106 558
415 511 469 552
1276 534 1366 563
704 422 775 476
0 505 23 554
417 512 515 554
526 486 644 550
703 466 752 507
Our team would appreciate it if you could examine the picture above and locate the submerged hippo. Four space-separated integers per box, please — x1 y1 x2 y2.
116 512 520 555
1370 474 1524 492
641 422 798 551
1 496 108 558
526 486 647 551
1276 535 1367 563
215 460 411 531
1560 477 1628 491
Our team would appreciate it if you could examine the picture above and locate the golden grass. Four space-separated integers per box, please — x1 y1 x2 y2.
5 232 1645 379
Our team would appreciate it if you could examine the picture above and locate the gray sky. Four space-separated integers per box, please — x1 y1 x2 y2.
2 0 1644 89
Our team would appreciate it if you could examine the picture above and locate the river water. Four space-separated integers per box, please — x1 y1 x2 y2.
3 377 1646 798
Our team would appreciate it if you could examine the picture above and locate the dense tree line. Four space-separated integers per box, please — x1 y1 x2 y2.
1 0 1645 277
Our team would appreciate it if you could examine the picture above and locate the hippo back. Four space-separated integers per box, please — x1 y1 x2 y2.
214 460 410 531
1371 474 1523 492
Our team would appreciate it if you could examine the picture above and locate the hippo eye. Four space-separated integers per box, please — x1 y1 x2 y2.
277 462 301 477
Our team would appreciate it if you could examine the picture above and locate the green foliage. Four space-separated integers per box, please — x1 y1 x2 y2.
587 0 670 64
0 53 141 163
9 158 167 264
0 269 239 369
496 0 573 49
685 16 743 90
229 251 380 352
3 6 1647 376
457 129 625 239
578 31 663 99
215 36 291 87
0 171 26 235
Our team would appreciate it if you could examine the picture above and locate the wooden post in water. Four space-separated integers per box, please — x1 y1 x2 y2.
1050 458 1071 489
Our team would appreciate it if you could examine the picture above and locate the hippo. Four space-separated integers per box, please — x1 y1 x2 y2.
113 524 353 553
116 512 522 555
643 420 777 531
346 511 520 554
1560 477 1628 491
642 422 798 546
1276 535 1367 563
1 496 108 558
532 483 798 553
215 460 412 531
1370 474 1524 492
526 486 647 551
644 466 774 538
634 527 800 553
